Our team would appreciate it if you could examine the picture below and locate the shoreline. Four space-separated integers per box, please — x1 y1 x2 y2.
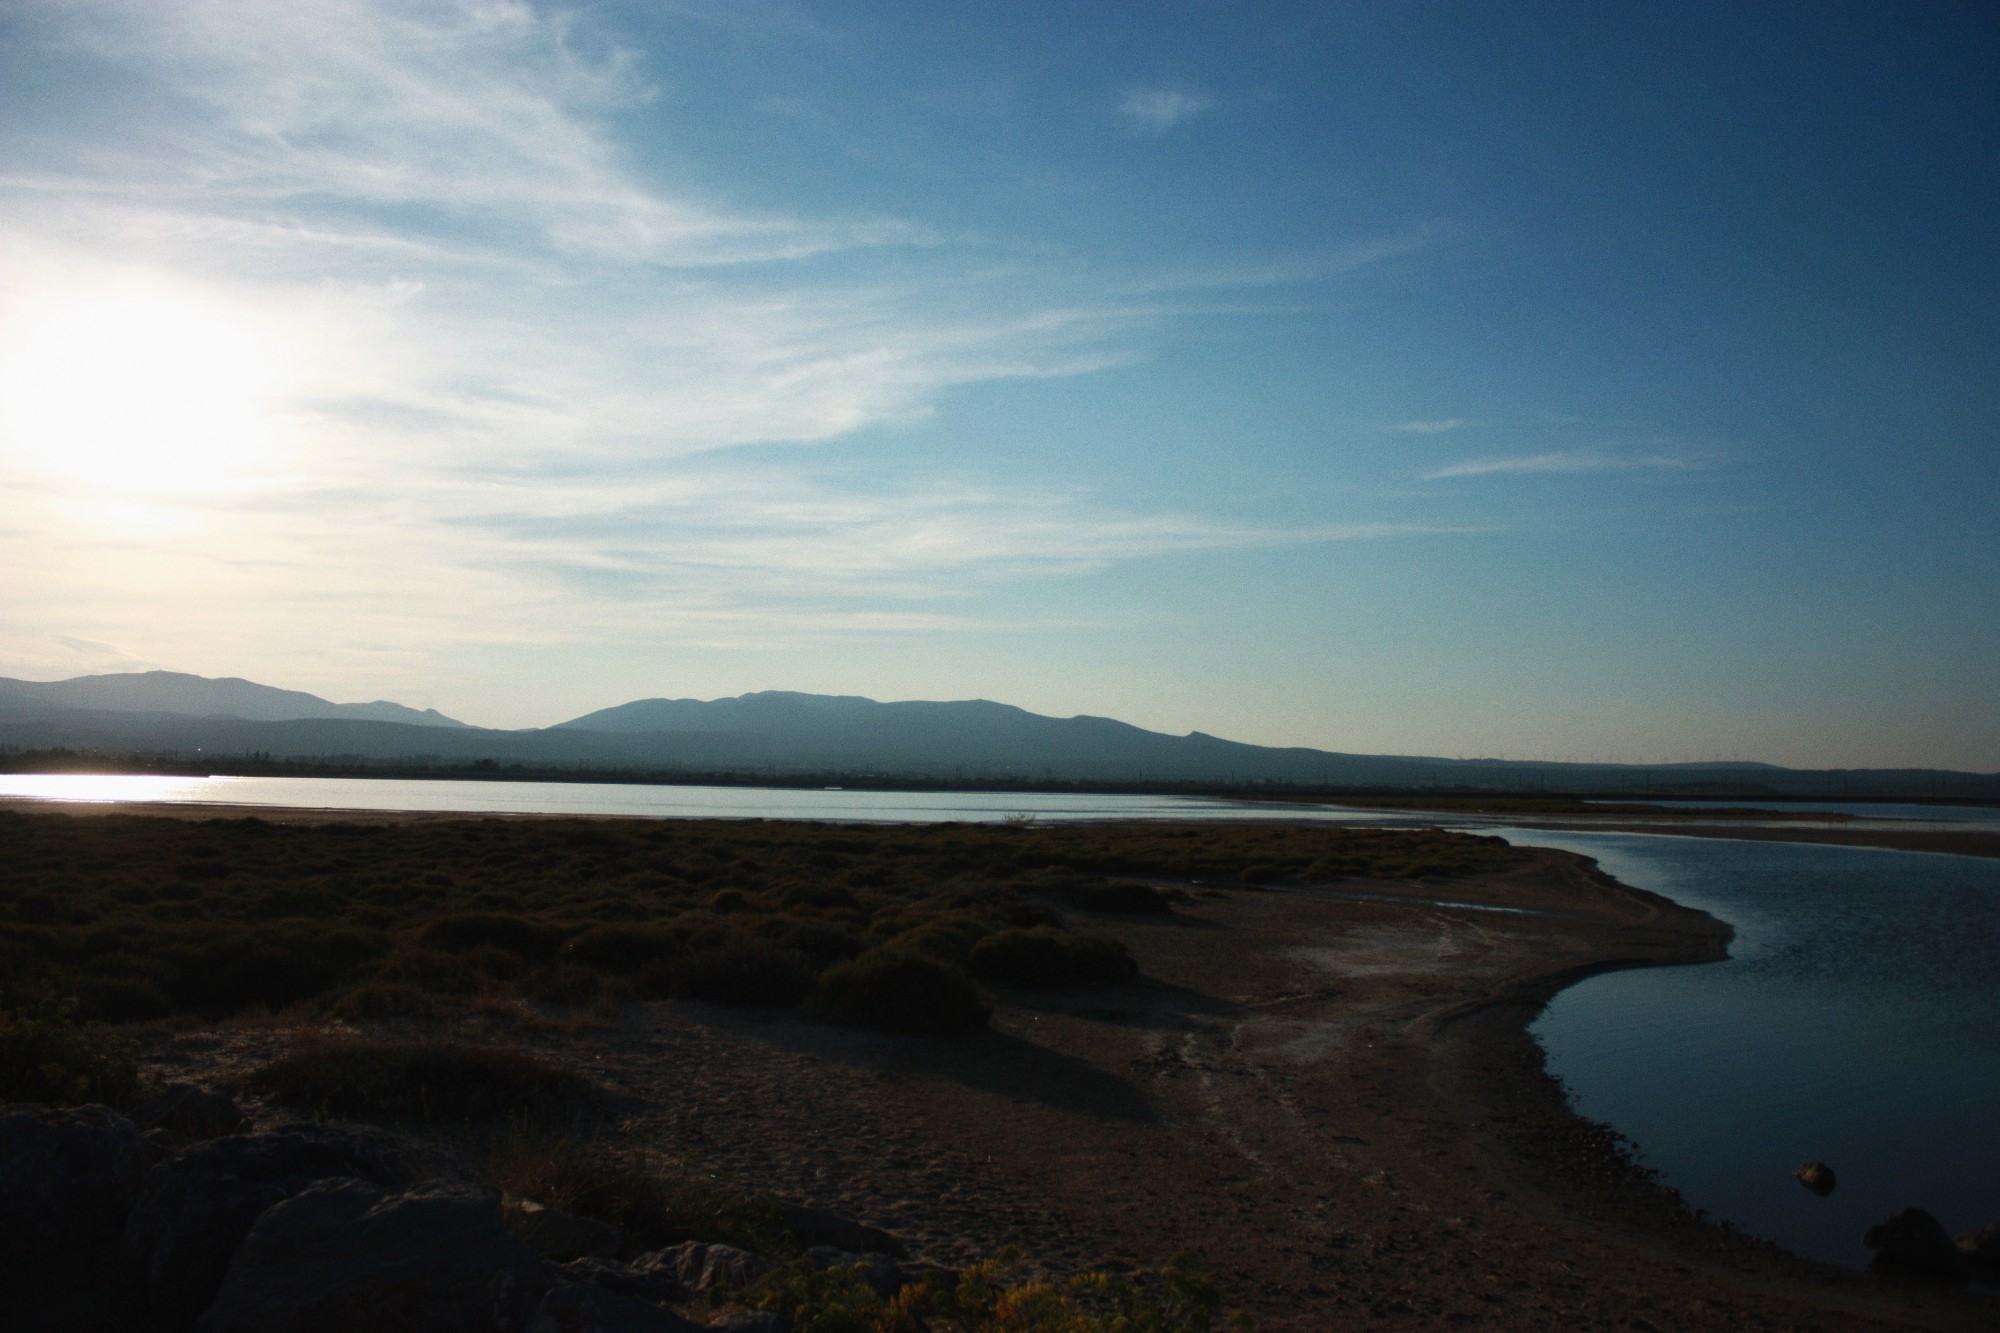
30 807 1984 1328
6 793 1999 863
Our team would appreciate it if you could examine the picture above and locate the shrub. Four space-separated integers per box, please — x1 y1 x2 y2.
323 981 437 1022
886 914 991 967
636 942 814 1007
0 997 146 1107
1053 880 1172 915
817 949 988 1036
73 975 176 1023
780 883 858 912
562 924 685 975
968 928 1138 988
770 921 865 973
479 1127 786 1254
415 912 563 961
248 1037 594 1123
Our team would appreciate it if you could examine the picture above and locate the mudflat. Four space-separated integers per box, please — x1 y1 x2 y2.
9 807 1996 1328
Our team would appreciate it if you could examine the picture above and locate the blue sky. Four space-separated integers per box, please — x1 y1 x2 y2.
1 0 1994 769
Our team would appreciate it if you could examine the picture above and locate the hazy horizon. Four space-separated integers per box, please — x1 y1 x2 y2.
3 2 1994 770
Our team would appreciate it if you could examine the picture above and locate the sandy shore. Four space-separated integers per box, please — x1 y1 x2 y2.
127 826 1998 1330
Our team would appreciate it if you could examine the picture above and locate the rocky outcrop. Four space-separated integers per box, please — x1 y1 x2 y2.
196 1178 550 1333
0 1103 151 1258
1863 1208 1971 1284
1958 1223 2000 1283
654 1241 779 1292
1792 1161 1836 1196
559 1255 693 1306
122 1123 413 1324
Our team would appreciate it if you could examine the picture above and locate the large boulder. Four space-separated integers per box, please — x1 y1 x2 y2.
1864 1208 1971 1284
122 1123 412 1324
1958 1223 2000 1283
0 1103 151 1257
196 1177 550 1333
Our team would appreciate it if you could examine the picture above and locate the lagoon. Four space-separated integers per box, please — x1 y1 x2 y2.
1517 829 2000 1271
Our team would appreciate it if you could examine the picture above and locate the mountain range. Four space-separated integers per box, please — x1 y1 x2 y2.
1 670 1995 798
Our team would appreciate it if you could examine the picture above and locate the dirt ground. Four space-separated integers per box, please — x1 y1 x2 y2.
137 837 1999 1331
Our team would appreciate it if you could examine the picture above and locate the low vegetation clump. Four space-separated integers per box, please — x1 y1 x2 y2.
968 928 1138 988
0 996 146 1107
479 1125 789 1255
748 1248 1249 1333
817 948 991 1036
246 1035 595 1124
0 808 1509 1050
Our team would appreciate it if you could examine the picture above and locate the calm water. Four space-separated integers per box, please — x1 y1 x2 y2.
9 772 1995 1269
1513 829 2000 1270
1593 798 2000 830
0 772 1394 825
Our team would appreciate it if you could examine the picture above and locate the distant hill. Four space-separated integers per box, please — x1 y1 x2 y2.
0 673 1994 799
0 671 467 728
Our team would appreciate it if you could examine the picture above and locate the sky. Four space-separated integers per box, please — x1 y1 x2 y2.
1 0 1995 770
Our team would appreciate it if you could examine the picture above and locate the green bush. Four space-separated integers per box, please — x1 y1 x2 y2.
0 998 146 1107
415 912 563 960
817 948 988 1036
73 974 176 1023
562 923 685 975
248 1037 594 1123
1053 880 1172 915
637 941 815 1008
968 928 1138 988
887 914 992 967
768 920 865 973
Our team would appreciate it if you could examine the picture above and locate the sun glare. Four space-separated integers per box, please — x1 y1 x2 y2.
0 288 290 492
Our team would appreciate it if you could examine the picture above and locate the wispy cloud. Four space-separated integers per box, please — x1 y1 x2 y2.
1424 451 1701 480
0 0 1451 703
1388 418 1471 435
1118 86 1213 133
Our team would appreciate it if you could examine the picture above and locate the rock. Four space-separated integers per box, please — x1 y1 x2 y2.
0 1103 151 1257
131 1084 248 1143
559 1256 691 1305
530 1281 707 1333
649 1241 777 1292
122 1123 412 1324
196 1178 550 1333
505 1197 626 1262
776 1202 905 1257
1958 1223 2000 1283
1864 1208 1971 1284
1792 1161 1836 1196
